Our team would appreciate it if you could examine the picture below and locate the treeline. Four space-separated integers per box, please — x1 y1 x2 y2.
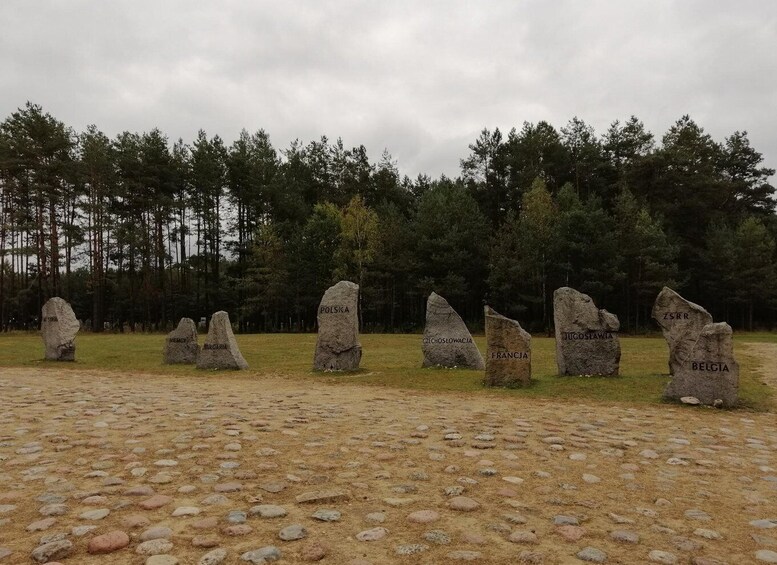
0 103 775 333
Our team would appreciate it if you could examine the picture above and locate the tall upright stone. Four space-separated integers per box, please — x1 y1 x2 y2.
484 306 531 387
652 287 713 375
313 281 362 371
664 322 739 407
553 287 620 376
41 297 80 361
196 311 248 370
164 317 199 364
422 292 484 370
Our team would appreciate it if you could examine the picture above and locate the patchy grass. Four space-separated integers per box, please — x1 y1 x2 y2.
0 331 771 411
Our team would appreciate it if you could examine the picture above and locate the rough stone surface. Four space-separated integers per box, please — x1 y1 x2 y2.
250 505 288 518
681 396 701 405
199 548 228 565
756 550 777 563
140 526 173 541
295 490 349 504
136 538 174 555
301 542 328 561
577 547 608 562
652 287 713 375
649 550 678 564
407 509 439 523
31 539 73 563
87 530 130 554
553 287 620 376
357 527 388 541
313 281 361 371
422 292 484 369
447 496 480 511
241 546 281 563
41 297 80 361
664 322 739 407
196 311 248 370
484 305 531 387
278 524 306 541
311 509 340 522
164 317 199 364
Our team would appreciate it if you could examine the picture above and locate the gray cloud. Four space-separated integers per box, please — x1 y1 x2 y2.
1 0 775 179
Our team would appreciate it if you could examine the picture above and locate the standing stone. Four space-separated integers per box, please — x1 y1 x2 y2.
164 318 199 364
422 293 484 370
41 297 80 361
652 287 713 375
313 281 361 371
664 322 739 407
553 287 620 376
484 306 531 387
196 311 248 370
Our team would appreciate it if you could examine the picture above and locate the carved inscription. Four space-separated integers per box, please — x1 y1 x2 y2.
203 343 228 350
560 331 615 340
663 311 690 320
490 351 529 360
319 305 350 314
691 362 730 372
423 337 473 344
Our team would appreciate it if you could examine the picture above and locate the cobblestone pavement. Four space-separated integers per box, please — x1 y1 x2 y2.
0 367 775 564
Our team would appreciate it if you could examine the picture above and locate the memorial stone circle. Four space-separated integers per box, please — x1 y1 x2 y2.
313 280 362 371
422 292 484 370
652 286 713 375
484 305 531 387
163 317 199 364
196 311 248 370
41 296 80 361
553 286 620 376
663 321 739 407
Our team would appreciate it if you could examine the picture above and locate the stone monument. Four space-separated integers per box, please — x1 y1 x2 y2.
164 317 199 364
652 286 713 375
196 311 248 370
422 292 484 369
664 322 738 407
484 306 531 387
313 281 362 371
553 287 620 376
41 297 80 361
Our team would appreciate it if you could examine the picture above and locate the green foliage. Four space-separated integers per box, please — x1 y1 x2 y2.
732 217 777 329
413 178 488 309
614 187 679 330
335 195 379 285
1 103 776 332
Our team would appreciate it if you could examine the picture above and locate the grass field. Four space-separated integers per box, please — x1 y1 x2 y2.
0 332 772 411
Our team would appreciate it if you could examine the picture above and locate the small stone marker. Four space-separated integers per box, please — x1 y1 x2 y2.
553 287 620 376
313 281 362 371
41 297 80 361
422 292 484 369
196 311 248 370
652 287 713 375
664 322 739 407
484 306 531 387
163 317 199 364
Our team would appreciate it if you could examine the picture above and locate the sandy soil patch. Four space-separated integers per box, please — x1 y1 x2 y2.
0 367 775 564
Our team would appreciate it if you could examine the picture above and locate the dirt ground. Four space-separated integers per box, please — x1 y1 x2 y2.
0 357 776 564
744 342 777 391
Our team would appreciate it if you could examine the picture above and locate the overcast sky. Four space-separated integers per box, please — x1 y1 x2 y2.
1 1 775 179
